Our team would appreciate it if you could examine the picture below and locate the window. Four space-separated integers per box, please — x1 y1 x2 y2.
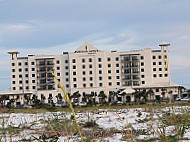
73 65 76 69
107 57 111 61
108 70 111 73
32 80 35 83
142 81 145 84
159 74 162 77
12 75 15 78
159 62 162 65
99 77 102 80
82 71 86 75
19 75 22 78
73 84 77 88
153 68 156 71
165 74 168 77
12 63 15 66
89 64 92 68
12 69 15 72
82 65 85 69
83 77 86 81
99 83 103 87
141 56 144 60
141 75 145 78
117 82 120 85
65 66 68 69
57 73 60 76
89 77 93 81
12 81 15 84
141 62 144 66
116 76 120 79
108 76 112 80
66 78 69 82
65 72 69 75
153 74 157 78
165 55 167 59
66 84 69 88
73 78 77 81
32 74 35 77
25 68 28 72
108 64 111 67
65 60 68 63
116 63 119 67
108 82 112 86
83 84 86 88
90 83 93 87
13 87 16 90
98 58 101 62
141 68 144 72
26 86 29 90
158 55 162 59
32 68 35 71
89 58 92 62
89 71 93 74
98 70 102 75
116 70 119 73
159 68 162 71
57 67 60 70
73 72 76 75
18 62 22 66
32 86 36 89
56 60 60 64
25 62 28 65
19 87 23 90
99 64 102 68
115 57 119 61
82 58 85 63
72 59 76 63
152 56 156 59
19 68 22 72
153 62 156 65
156 89 159 92
31 62 34 65
25 80 28 83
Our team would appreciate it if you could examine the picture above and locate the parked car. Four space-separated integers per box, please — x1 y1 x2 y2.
0 105 6 109
181 97 190 101
175 96 181 101
117 101 124 105
55 102 68 107
79 102 87 107
55 103 62 107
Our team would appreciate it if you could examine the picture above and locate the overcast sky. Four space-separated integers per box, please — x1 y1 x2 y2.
0 0 190 91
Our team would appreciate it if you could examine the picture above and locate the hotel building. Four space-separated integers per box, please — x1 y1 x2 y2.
0 42 182 105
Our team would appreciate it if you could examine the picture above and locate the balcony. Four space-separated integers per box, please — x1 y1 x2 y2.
37 69 46 72
37 76 46 78
122 77 131 80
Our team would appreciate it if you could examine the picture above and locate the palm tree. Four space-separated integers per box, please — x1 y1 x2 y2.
120 92 126 102
168 90 173 103
56 94 63 103
0 96 6 106
41 94 46 104
161 88 166 100
31 94 40 106
72 91 81 103
98 91 107 104
141 90 148 102
133 90 148 102
133 91 141 102
109 91 118 102
147 89 154 101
